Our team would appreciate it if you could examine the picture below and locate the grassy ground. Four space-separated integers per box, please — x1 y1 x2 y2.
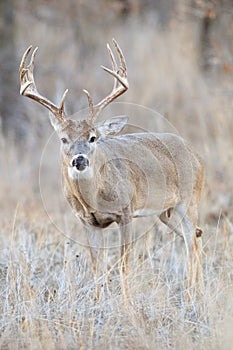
0 167 232 349
0 2 233 349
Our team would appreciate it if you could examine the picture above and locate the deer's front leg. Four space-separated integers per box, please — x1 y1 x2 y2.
119 208 133 276
83 223 104 277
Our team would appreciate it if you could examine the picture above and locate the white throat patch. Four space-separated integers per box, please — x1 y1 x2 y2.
68 166 93 181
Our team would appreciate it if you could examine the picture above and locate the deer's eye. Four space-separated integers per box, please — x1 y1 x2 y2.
89 135 96 143
61 137 68 144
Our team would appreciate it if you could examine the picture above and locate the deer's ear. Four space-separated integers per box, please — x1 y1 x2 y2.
98 116 128 136
49 113 61 131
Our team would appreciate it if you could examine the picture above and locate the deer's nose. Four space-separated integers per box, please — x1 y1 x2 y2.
72 155 84 165
71 155 89 171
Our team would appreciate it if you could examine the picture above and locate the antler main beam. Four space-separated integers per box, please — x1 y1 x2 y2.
19 46 68 123
84 39 129 124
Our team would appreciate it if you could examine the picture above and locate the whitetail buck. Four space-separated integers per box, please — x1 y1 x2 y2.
19 40 204 294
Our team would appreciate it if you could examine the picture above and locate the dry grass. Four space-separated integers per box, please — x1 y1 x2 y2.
0 180 233 349
0 1 233 349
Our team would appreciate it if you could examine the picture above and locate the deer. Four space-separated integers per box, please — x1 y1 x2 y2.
19 39 205 296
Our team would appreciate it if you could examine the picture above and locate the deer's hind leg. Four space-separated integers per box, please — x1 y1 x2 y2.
159 203 203 297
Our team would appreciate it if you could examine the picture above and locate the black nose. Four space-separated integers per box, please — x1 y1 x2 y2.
72 155 89 171
72 155 84 166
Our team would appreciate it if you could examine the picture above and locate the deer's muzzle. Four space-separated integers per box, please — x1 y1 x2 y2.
71 155 89 171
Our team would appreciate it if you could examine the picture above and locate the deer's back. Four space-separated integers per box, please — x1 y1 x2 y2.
98 132 204 211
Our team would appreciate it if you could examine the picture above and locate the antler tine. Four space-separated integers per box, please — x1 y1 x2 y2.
19 46 68 123
59 88 69 114
107 43 117 71
83 89 94 123
20 46 32 94
100 65 128 89
27 46 38 83
19 45 32 77
112 38 127 74
106 43 118 91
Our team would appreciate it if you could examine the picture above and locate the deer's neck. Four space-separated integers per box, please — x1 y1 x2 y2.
62 157 101 211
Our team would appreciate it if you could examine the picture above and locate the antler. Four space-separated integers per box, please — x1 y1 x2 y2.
19 46 68 123
83 39 129 124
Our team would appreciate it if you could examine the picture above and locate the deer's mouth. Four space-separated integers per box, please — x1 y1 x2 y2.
71 155 89 171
